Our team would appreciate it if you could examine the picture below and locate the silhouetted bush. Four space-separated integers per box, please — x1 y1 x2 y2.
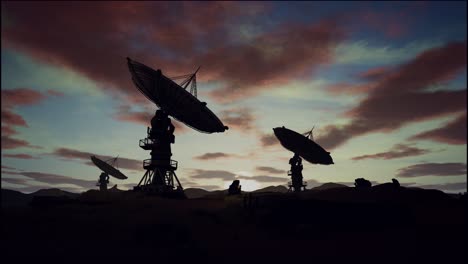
354 178 372 189
228 180 241 195
392 178 400 188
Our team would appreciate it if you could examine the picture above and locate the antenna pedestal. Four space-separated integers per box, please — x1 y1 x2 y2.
134 110 185 198
97 172 109 191
287 154 307 192
287 174 307 192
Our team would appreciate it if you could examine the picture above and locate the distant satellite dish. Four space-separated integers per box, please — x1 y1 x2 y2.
90 155 128 179
273 126 334 165
126 57 228 133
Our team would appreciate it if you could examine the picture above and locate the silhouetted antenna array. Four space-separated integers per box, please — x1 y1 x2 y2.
90 155 128 191
126 57 228 198
273 126 334 192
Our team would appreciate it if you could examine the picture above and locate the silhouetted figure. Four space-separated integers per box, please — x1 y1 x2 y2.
97 172 109 191
228 180 241 195
354 178 372 189
392 178 400 188
288 153 305 192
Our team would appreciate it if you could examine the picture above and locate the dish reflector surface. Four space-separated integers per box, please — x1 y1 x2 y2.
273 127 334 165
91 155 128 179
127 57 228 133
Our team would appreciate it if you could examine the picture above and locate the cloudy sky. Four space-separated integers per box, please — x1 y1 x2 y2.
1 1 466 193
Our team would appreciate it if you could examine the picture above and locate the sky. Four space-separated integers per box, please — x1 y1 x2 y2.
1 1 466 194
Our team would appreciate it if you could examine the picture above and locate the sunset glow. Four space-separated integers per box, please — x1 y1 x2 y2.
1 1 466 194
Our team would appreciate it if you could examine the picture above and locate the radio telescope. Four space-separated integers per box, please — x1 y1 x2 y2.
273 126 334 192
90 155 128 191
127 57 228 198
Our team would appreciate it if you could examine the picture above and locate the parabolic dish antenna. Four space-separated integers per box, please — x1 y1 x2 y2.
273 126 334 165
90 155 128 180
126 57 228 133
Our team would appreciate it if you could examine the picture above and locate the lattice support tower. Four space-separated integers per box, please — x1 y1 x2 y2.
134 111 185 198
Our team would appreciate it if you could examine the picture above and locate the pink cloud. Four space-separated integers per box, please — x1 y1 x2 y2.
352 5 423 39
1 2 259 105
317 41 467 149
327 82 376 95
206 19 345 102
3 153 39 159
259 133 279 147
194 152 237 160
113 109 152 126
220 107 256 132
409 112 467 145
237 175 285 183
255 166 286 174
1 109 28 127
50 147 142 171
1 88 46 108
14 171 96 188
113 104 188 133
1 88 57 150
1 126 17 136
352 144 431 161
1 136 42 150
2 2 346 105
357 67 393 81
2 165 19 170
397 163 466 178
46 90 65 97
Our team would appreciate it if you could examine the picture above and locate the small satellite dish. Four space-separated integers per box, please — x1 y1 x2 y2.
126 57 228 133
90 155 128 179
273 126 334 165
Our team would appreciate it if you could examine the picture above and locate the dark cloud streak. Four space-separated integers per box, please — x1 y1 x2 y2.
2 170 96 189
113 104 189 133
194 152 238 160
397 163 467 178
317 42 467 149
3 153 39 159
1 88 52 150
352 144 431 161
409 112 467 145
255 166 285 174
237 175 285 183
188 169 237 180
50 148 142 171
260 133 279 147
408 182 467 192
2 2 346 106
220 107 256 132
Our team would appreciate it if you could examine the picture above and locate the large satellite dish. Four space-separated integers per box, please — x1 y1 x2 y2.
126 57 228 133
273 126 334 165
90 155 128 180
